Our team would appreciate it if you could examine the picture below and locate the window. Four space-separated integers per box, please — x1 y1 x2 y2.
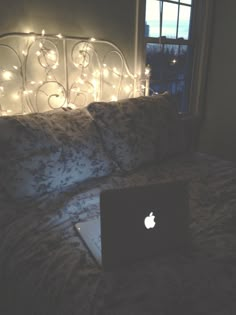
145 0 193 112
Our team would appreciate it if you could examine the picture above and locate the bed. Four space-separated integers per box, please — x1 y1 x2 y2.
0 32 236 315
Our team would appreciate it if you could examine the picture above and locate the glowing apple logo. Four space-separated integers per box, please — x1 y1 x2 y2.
144 212 156 229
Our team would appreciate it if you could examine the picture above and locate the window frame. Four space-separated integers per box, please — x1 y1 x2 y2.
135 0 215 116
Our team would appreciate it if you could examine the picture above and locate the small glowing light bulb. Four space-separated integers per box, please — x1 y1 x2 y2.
2 71 12 80
124 85 131 93
78 78 84 85
90 37 96 42
47 50 57 61
170 59 177 65
42 29 45 36
113 67 119 75
56 33 63 39
52 63 59 69
111 95 117 101
12 93 20 100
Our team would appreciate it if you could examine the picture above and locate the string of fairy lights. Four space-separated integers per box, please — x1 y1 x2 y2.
0 30 151 115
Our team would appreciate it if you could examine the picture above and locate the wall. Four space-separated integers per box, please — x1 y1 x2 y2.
199 0 236 162
0 0 137 72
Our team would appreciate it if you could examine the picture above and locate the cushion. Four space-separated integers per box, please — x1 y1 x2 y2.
87 93 178 171
0 108 114 199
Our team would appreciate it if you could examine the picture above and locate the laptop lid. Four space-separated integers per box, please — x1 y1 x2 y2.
75 180 190 271
100 180 189 271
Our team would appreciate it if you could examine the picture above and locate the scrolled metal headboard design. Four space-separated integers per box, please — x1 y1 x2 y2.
0 32 146 116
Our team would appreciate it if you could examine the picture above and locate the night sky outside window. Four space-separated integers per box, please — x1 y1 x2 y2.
145 0 193 112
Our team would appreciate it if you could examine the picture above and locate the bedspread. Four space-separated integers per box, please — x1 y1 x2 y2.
0 152 236 315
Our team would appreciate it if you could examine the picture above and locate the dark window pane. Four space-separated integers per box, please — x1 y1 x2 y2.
162 2 178 38
146 43 191 112
178 5 191 39
145 0 160 37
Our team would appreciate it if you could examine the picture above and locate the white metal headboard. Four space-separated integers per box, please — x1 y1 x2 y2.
0 32 148 116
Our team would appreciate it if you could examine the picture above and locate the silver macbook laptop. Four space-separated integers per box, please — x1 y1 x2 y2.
75 180 190 271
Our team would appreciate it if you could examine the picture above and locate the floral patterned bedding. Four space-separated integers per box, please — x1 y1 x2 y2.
0 108 115 199
0 152 236 315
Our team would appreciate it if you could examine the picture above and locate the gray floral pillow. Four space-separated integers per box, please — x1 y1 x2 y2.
87 94 178 171
0 108 114 199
